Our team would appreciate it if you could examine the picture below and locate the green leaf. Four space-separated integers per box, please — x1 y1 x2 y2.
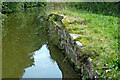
99 69 103 74
102 71 106 77
96 70 101 75
93 63 97 67
93 67 97 71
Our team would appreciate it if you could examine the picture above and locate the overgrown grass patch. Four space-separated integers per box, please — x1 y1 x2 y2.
54 9 119 78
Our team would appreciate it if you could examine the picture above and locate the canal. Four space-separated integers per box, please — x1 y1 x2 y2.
2 7 79 79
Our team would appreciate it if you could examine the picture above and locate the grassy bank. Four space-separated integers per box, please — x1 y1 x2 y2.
47 4 119 78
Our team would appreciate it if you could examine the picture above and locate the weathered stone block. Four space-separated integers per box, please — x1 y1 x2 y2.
48 14 98 78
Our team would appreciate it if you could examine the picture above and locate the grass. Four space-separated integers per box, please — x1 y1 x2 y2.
49 9 119 78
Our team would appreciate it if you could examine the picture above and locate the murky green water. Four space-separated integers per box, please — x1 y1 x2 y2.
2 7 79 79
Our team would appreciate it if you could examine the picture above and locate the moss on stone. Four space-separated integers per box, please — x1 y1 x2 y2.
48 8 119 78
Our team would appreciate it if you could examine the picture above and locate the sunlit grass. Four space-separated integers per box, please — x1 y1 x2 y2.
50 9 119 78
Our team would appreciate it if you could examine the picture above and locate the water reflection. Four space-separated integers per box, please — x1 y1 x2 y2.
22 45 62 78
47 41 79 78
2 7 48 78
2 7 79 79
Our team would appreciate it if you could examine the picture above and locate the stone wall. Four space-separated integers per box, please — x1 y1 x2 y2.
47 14 99 78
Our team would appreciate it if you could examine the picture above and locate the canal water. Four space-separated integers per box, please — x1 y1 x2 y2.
2 7 79 79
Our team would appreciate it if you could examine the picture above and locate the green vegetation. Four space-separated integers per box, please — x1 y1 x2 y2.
2 2 46 13
47 2 119 78
1 2 46 25
1 2 119 78
69 2 119 17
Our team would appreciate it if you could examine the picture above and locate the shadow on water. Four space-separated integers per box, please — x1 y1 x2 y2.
47 40 79 78
2 7 80 79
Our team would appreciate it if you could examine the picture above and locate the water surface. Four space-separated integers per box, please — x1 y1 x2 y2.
22 45 62 78
2 7 79 79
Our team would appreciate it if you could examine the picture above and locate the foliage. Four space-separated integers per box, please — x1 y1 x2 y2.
2 2 46 13
69 2 119 17
1 13 7 22
2 2 24 13
24 2 46 8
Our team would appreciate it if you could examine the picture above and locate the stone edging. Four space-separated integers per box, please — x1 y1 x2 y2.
47 13 99 78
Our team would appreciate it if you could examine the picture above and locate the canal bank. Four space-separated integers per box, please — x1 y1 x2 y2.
47 13 99 78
